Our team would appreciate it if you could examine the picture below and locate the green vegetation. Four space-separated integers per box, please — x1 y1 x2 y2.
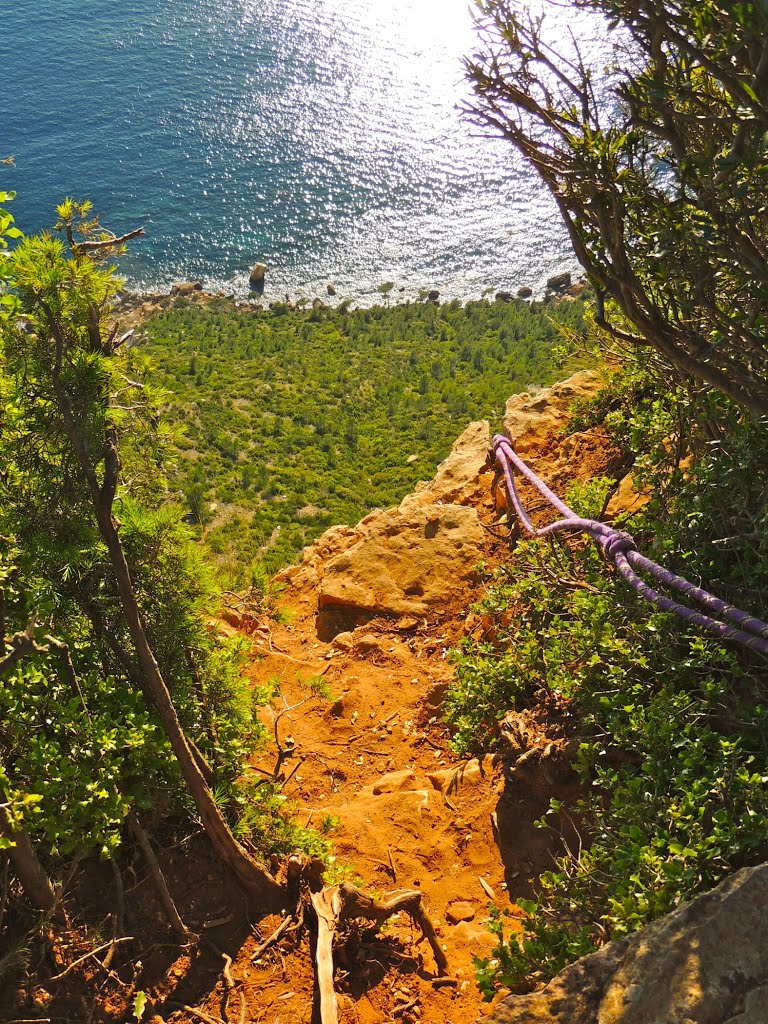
445 353 768 992
467 0 768 414
142 296 588 581
0 201 325 924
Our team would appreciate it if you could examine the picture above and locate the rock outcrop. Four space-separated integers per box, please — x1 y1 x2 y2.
483 862 768 1024
503 370 603 456
318 502 485 619
279 419 493 634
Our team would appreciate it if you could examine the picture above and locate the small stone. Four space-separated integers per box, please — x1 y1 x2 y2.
446 901 476 924
372 769 417 794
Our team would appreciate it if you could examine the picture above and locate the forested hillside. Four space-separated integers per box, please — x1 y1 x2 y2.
143 297 587 579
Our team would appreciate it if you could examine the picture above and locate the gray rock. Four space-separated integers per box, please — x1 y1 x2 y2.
546 271 572 292
249 263 267 290
483 863 768 1024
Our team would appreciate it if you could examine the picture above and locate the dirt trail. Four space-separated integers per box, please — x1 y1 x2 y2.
1 371 623 1024
181 371 622 1024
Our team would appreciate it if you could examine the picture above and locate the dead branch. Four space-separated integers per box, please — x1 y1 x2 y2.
48 936 134 982
73 228 146 253
221 952 235 990
126 810 191 940
102 858 125 970
0 615 46 678
336 883 448 975
44 635 91 719
180 1006 225 1024
310 887 342 1024
307 877 448 1024
251 915 295 962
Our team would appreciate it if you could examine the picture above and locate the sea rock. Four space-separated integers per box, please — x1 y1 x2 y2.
517 286 533 299
170 281 203 296
495 291 513 302
318 503 485 618
427 289 440 302
312 298 327 310
326 283 337 296
249 262 267 289
483 862 768 1024
546 271 572 292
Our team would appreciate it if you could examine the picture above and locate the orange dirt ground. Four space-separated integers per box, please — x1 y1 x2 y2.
1 385 621 1024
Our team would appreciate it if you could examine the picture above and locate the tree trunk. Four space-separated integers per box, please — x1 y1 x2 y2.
95 507 281 905
46 303 282 908
0 804 56 912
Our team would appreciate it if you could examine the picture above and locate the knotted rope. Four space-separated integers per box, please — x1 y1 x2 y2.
492 434 768 655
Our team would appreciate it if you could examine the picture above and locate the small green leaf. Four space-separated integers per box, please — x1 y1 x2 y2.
133 991 148 1020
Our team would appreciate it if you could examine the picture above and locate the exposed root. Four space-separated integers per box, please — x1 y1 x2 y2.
304 865 448 1024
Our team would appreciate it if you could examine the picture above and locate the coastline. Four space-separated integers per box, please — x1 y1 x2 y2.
115 270 589 328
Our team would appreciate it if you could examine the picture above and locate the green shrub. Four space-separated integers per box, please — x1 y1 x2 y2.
446 358 768 993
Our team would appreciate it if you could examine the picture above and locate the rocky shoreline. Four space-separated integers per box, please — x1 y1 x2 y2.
115 271 590 329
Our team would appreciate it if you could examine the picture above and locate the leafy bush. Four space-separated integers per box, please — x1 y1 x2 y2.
445 357 768 992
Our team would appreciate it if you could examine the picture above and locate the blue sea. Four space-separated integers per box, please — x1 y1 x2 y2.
2 1 613 302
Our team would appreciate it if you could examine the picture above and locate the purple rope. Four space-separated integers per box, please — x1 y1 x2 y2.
492 434 768 656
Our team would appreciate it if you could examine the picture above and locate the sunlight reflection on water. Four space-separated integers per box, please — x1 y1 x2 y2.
2 0 615 300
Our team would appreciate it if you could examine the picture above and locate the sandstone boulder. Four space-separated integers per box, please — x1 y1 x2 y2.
372 769 417 795
605 470 651 521
502 370 603 458
408 420 491 507
446 901 476 924
318 503 485 618
483 863 768 1024
517 286 533 299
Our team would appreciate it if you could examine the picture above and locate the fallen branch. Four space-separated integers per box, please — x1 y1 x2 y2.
251 914 294 962
310 887 342 1024
307 878 448 1024
49 936 134 982
180 1006 225 1024
336 883 448 976
127 810 191 940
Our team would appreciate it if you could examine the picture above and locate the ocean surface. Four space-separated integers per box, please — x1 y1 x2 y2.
2 0 613 302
